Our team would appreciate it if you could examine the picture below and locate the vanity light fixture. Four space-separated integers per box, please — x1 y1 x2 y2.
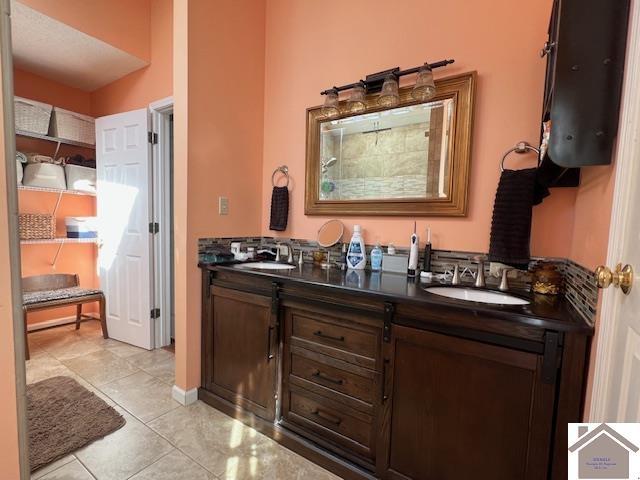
378 74 400 107
319 58 454 118
345 81 367 114
412 63 437 101
321 88 340 119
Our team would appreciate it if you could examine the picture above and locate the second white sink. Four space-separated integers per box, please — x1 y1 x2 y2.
425 286 530 305
236 262 296 270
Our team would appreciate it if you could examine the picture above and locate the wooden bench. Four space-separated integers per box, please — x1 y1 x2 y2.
23 274 108 359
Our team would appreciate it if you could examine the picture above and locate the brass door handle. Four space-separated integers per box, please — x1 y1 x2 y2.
595 263 634 294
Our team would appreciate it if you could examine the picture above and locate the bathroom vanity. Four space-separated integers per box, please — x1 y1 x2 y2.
199 263 592 480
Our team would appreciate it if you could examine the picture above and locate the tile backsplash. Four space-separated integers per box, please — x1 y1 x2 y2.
199 236 598 326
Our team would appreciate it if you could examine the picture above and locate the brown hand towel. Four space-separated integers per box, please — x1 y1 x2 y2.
269 186 289 231
488 168 549 270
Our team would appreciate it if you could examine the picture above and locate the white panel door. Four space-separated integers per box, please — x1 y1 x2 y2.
590 0 640 422
96 108 153 349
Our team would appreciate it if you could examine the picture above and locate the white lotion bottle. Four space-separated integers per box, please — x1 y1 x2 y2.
346 224 367 270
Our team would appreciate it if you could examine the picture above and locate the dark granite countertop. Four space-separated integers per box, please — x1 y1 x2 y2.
201 262 594 335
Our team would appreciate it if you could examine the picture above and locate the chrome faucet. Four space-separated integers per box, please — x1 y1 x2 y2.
276 242 295 263
499 268 511 291
451 265 462 285
474 256 486 288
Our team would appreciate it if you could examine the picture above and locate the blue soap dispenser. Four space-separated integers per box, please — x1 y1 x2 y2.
371 241 383 271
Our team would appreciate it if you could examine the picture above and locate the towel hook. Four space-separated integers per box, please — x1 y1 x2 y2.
272 165 290 188
501 142 541 172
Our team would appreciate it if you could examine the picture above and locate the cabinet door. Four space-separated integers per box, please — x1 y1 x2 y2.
378 325 555 480
205 286 277 421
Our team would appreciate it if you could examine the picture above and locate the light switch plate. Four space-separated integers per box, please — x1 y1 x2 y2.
218 197 229 215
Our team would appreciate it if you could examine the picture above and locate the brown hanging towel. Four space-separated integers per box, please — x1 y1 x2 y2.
488 168 549 270
269 186 289 231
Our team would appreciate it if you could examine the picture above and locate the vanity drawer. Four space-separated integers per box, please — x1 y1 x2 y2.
287 386 373 455
289 310 378 367
290 350 375 404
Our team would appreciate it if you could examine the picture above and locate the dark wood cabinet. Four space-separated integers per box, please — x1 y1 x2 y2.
543 0 630 169
199 267 590 480
377 325 555 480
281 303 382 471
202 285 278 421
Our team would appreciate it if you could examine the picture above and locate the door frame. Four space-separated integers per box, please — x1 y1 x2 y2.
589 0 640 420
149 97 174 348
1 0 30 476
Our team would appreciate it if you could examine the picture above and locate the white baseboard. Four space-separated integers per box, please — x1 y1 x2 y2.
172 385 198 406
27 313 99 332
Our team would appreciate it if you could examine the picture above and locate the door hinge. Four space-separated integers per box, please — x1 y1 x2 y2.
150 308 160 319
148 131 158 145
149 222 159 234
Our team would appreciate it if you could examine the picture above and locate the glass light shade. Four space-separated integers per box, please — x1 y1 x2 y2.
321 90 340 118
378 75 399 107
345 84 367 114
412 64 436 101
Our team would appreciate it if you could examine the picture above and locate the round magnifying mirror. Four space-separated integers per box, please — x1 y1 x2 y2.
317 219 344 248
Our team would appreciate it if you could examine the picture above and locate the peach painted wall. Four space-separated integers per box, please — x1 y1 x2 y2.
0 59 24 480
569 166 616 270
260 0 579 259
174 0 266 391
17 0 151 62
14 68 91 115
90 0 173 117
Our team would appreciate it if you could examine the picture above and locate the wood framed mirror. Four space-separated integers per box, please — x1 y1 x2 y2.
305 71 476 216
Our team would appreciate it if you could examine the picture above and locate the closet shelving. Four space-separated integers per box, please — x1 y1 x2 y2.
17 119 97 269
16 129 95 150
20 238 98 245
18 185 96 196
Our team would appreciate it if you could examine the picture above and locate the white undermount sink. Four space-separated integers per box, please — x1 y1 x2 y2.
236 262 296 270
425 286 530 305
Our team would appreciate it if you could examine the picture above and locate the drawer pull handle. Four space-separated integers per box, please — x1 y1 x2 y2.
313 330 345 342
312 408 342 425
312 370 344 385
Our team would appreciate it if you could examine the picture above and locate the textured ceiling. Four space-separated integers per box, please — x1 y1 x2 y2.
11 1 148 92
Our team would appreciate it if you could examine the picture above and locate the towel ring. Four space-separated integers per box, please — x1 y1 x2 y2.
501 142 541 172
272 165 290 188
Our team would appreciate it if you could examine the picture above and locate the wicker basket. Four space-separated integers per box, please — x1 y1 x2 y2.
50 107 95 145
14 97 53 135
19 214 56 240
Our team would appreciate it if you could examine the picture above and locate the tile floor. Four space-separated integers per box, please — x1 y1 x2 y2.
27 320 339 480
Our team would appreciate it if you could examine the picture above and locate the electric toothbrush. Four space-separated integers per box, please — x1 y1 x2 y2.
408 221 419 277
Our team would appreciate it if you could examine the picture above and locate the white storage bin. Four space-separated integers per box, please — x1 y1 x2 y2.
25 153 58 164
65 164 96 193
14 97 53 135
50 107 95 145
65 216 98 239
16 159 23 185
22 163 66 190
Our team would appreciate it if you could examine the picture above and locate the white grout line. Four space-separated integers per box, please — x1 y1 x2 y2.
122 448 184 480
30 455 77 480
73 456 97 480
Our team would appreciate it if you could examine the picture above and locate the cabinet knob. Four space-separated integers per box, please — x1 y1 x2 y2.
595 263 634 294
